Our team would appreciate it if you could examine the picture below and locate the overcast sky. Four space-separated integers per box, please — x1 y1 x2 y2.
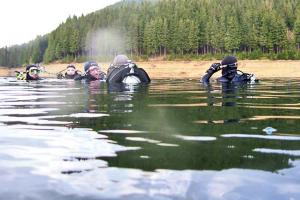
0 0 121 48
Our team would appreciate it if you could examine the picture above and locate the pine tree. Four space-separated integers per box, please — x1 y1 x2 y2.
294 15 300 50
161 18 168 57
187 20 199 54
224 16 241 53
69 24 80 60
144 20 157 55
272 14 288 53
174 19 188 55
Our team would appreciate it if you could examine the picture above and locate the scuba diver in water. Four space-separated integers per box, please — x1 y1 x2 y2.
75 61 106 81
27 65 41 80
202 56 258 123
201 56 257 85
16 64 41 80
15 71 26 80
106 54 151 85
20 64 42 81
57 64 81 79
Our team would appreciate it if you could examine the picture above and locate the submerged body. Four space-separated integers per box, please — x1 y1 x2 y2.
201 56 257 85
106 63 151 85
75 61 106 82
106 55 151 85
57 65 81 80
16 65 42 81
202 68 256 84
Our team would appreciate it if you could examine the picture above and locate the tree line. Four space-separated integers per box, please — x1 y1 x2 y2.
2 0 300 67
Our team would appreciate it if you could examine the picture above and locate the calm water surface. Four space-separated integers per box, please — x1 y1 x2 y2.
0 77 299 200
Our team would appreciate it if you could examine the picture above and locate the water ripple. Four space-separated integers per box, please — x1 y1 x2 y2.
175 135 217 141
99 130 148 134
253 148 300 156
221 134 300 141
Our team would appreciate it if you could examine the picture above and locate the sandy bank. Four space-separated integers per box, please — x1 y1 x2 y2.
1 60 300 79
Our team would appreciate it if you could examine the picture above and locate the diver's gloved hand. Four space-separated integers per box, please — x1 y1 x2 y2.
206 63 221 74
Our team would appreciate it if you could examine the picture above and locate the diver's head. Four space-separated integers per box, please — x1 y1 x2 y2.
84 61 101 80
66 65 76 76
112 55 130 66
221 56 238 80
26 64 40 80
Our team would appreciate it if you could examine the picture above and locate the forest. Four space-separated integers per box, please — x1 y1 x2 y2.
1 0 300 67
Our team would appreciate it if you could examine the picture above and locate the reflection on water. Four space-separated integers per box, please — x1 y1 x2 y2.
0 77 299 200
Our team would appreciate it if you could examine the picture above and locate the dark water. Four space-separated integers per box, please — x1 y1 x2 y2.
0 77 299 200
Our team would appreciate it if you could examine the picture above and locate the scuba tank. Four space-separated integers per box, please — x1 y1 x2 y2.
106 62 150 85
122 64 141 84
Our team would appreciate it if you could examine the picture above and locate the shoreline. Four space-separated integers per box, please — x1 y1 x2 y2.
1 60 300 79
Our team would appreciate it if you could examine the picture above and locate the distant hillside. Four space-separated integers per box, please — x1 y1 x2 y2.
1 0 300 67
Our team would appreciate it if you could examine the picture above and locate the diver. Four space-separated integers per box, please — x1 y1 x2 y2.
15 71 26 80
106 54 151 85
16 64 41 81
26 65 42 80
57 64 81 79
201 56 257 85
75 61 106 81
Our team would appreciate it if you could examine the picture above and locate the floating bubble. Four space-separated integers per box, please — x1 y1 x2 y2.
262 127 277 135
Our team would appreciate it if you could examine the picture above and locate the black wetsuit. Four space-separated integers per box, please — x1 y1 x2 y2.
106 63 151 84
201 65 255 85
64 72 81 79
26 73 41 81
57 72 81 79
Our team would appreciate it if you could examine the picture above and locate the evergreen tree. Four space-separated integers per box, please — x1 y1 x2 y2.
69 25 80 60
187 20 199 54
294 15 300 50
161 18 168 56
144 20 157 55
224 16 241 53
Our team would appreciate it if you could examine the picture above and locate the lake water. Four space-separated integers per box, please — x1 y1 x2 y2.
0 77 299 200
